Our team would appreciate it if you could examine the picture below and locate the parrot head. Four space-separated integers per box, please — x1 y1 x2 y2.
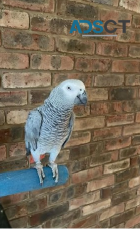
48 79 87 108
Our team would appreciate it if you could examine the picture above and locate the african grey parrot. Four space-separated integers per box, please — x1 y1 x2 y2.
25 79 87 184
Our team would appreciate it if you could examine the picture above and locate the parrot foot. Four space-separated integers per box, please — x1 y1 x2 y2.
34 162 45 185
48 162 58 183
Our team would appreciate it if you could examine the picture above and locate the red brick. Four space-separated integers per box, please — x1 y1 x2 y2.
94 74 124 86
31 16 73 35
120 146 140 159
110 209 135 227
65 131 91 148
125 74 140 86
110 88 137 100
56 37 95 55
93 127 122 141
123 124 140 136
31 54 74 70
72 166 103 184
133 15 140 28
71 213 98 228
105 137 131 151
136 112 140 122
91 102 109 115
100 8 131 25
87 88 108 101
0 91 27 107
10 216 28 228
74 117 105 131
9 142 26 157
99 203 124 221
87 175 114 192
106 114 134 127
0 53 29 69
7 110 29 124
3 30 54 51
69 191 100 210
0 127 24 144
125 215 140 228
115 28 135 43
96 42 128 57
132 135 140 145
75 58 111 72
104 159 130 174
2 72 51 89
52 73 93 87
29 90 51 105
0 145 6 161
119 0 140 13
82 199 111 216
0 10 29 29
130 156 139 166
112 60 140 72
74 105 90 117
3 0 54 13
129 46 140 58
0 193 29 207
129 177 140 188
0 110 5 125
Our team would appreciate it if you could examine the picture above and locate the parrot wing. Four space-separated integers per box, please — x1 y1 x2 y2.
62 111 75 148
25 109 43 154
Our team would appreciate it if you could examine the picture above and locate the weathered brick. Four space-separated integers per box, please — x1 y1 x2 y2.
106 114 134 127
126 215 140 228
72 166 103 184
0 192 29 208
115 28 135 43
29 90 50 105
74 105 90 117
112 60 140 72
99 203 124 221
91 102 109 115
125 74 140 85
100 8 131 25
5 203 27 220
87 175 114 192
132 135 140 145
136 112 140 122
3 30 54 51
120 146 139 159
110 88 137 100
0 10 29 29
116 166 140 183
129 177 140 188
29 202 69 226
123 124 140 136
0 127 24 144
101 187 112 199
105 137 131 151
96 42 128 57
94 74 124 87
82 199 111 216
0 156 28 173
66 2 98 19
65 131 91 148
130 156 139 167
0 53 29 69
112 190 136 205
9 142 26 157
91 0 119 6
104 159 130 174
31 54 74 70
52 73 93 87
69 191 100 210
93 127 122 141
3 0 54 13
87 88 108 101
7 110 29 124
10 216 28 228
90 153 112 167
0 145 6 161
2 72 51 89
56 150 70 164
129 46 140 58
27 196 47 214
74 117 105 131
71 213 98 228
70 144 90 161
119 0 140 13
75 58 111 72
0 91 27 107
0 110 5 125
133 15 140 28
110 209 135 227
56 38 95 55
31 16 73 35
112 182 128 194
49 190 65 205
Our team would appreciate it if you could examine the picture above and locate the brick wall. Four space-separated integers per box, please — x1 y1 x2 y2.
0 0 140 227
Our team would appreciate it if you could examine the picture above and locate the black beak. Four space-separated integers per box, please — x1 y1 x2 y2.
77 90 87 105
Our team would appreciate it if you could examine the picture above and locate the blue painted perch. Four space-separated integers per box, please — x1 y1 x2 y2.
0 165 69 197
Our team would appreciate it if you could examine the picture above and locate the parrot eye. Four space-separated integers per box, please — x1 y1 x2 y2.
67 86 71 90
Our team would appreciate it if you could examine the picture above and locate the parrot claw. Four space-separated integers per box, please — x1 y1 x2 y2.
48 162 58 183
35 162 45 185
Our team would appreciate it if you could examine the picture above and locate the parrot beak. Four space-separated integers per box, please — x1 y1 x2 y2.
75 90 88 105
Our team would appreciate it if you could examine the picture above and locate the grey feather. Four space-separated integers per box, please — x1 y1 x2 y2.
62 111 75 148
25 109 43 154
